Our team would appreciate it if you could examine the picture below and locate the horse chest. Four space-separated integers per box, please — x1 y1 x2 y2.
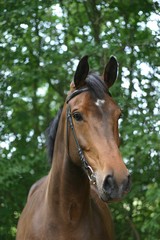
44 218 112 240
43 200 113 240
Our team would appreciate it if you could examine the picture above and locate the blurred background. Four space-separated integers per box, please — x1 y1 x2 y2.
0 0 159 239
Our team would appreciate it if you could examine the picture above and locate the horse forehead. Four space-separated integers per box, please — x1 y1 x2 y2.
68 91 119 114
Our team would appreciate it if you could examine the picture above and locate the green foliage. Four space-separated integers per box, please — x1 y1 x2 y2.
0 0 159 239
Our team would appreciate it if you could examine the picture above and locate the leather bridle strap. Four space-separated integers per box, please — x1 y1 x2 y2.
66 88 96 184
66 87 89 103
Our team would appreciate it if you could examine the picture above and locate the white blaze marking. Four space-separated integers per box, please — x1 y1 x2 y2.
95 99 105 107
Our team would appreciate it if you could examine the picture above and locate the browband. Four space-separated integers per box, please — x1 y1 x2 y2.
66 87 89 103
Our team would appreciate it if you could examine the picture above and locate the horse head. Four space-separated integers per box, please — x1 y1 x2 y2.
66 56 131 202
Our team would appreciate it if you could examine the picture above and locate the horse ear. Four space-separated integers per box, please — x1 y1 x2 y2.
74 55 89 89
103 56 118 88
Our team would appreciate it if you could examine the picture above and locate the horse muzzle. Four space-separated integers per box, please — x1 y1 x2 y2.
96 174 131 202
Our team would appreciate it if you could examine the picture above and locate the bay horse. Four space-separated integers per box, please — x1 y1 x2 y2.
16 56 131 240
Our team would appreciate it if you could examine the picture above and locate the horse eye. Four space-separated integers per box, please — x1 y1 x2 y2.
73 112 83 121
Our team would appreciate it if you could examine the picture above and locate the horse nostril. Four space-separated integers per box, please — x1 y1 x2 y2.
103 175 114 195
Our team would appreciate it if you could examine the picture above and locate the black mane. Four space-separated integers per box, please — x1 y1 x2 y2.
46 108 62 163
46 73 109 163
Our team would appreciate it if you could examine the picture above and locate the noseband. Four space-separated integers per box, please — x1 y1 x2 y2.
66 88 96 184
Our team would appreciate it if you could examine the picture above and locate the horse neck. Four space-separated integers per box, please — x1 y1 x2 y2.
46 106 90 223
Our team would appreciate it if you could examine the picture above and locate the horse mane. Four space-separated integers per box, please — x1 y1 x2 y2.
46 108 62 164
46 72 109 164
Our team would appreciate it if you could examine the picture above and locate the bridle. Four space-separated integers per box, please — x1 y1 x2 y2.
66 88 96 184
